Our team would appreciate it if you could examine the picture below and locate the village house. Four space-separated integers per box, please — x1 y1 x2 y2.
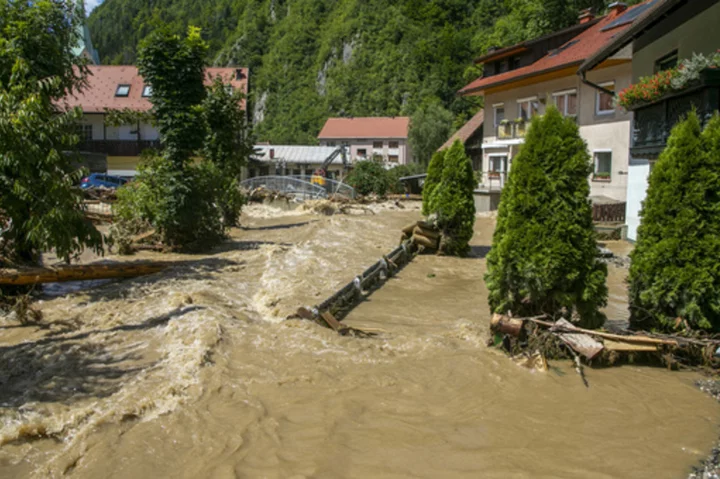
247 145 351 179
63 65 248 177
317 117 413 165
459 2 650 213
438 110 484 171
578 0 720 241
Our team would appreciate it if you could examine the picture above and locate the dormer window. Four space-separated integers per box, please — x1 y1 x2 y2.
115 85 130 97
142 85 152 97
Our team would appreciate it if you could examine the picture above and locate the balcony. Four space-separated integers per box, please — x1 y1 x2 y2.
478 171 507 191
630 69 720 158
78 140 162 157
496 119 528 140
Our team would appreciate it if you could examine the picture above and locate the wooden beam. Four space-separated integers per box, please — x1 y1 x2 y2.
0 262 168 286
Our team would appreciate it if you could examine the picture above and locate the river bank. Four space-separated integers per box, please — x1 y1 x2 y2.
1 203 718 478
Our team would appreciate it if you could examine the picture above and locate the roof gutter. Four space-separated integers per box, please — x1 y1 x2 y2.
579 71 617 97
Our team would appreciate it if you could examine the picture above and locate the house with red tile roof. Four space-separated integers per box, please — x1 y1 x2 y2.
438 110 484 170
460 2 651 211
62 65 248 176
317 117 413 165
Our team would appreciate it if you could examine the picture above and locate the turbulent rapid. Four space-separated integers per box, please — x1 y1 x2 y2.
1 202 718 478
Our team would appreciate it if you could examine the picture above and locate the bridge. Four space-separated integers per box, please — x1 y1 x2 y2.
239 175 356 200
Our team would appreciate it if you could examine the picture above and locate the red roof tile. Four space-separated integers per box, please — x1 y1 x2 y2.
439 110 484 151
460 2 651 95
318 117 410 139
62 65 248 113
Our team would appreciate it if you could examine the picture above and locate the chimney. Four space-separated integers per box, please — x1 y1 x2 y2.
269 148 275 159
608 2 628 15
578 8 594 24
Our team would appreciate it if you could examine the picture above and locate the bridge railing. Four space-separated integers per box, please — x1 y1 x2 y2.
239 175 356 200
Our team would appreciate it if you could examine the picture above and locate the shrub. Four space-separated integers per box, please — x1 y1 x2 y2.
114 154 226 252
346 159 390 196
484 107 607 329
428 140 475 256
422 149 446 216
628 112 720 331
386 163 426 194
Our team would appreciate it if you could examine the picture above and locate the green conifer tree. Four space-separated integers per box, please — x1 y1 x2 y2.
422 149 446 216
429 140 476 256
485 107 607 328
628 112 720 331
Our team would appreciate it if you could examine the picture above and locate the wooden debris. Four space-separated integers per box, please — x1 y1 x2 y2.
491 313 524 337
412 233 437 250
130 229 157 244
413 225 440 240
603 339 658 352
402 222 418 236
320 311 345 332
0 262 168 285
553 319 604 360
512 351 548 372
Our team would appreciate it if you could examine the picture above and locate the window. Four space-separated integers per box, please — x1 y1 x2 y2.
553 89 577 117
655 50 678 73
76 124 93 142
596 82 615 115
593 151 612 180
389 155 399 163
489 155 507 173
142 85 152 97
357 148 367 157
373 141 384 149
326 141 336 147
517 97 539 120
389 141 399 149
493 104 505 127
115 84 130 97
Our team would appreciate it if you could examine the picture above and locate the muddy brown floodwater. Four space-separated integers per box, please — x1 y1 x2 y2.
1 202 718 478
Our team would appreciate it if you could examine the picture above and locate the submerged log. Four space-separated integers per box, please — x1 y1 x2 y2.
413 225 440 240
490 313 524 336
0 262 168 285
412 234 437 250
402 222 419 236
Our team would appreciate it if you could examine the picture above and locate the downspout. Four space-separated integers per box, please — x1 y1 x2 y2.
579 69 616 98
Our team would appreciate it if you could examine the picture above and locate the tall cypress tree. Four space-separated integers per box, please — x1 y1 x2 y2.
628 112 720 331
429 140 476 256
485 107 607 328
422 149 446 216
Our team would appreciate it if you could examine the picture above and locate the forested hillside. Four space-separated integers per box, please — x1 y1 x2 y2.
88 0 626 144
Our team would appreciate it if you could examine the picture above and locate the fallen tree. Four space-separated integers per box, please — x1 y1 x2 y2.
0 262 168 286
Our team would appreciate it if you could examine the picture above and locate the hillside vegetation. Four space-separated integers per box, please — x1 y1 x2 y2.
89 0 624 144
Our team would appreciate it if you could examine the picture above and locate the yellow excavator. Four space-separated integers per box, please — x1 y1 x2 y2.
311 146 349 186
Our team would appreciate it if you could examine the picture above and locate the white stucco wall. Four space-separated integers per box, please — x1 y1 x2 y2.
479 63 632 202
631 2 720 81
626 160 651 242
319 138 411 164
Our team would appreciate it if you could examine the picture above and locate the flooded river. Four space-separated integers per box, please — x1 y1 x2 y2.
1 202 718 478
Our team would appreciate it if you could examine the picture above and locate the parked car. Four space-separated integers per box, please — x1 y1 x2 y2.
81 174 128 189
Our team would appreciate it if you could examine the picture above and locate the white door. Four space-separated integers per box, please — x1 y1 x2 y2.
626 159 650 242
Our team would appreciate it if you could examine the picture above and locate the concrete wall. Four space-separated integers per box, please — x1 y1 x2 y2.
319 138 411 164
625 159 651 242
631 2 720 81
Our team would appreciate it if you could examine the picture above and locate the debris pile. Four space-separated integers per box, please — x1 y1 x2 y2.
490 313 720 373
401 220 442 254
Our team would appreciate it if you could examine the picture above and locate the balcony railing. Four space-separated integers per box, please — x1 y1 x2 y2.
496 119 528 140
478 171 507 191
78 140 162 157
630 69 720 158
